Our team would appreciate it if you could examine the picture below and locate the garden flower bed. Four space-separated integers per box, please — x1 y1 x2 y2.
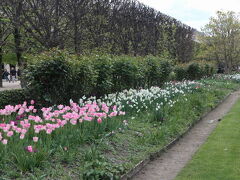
0 77 239 179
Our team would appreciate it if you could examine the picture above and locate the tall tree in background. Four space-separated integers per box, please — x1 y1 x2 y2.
2 0 27 88
63 0 89 53
0 8 12 87
1 0 196 63
2 0 24 66
201 11 240 72
21 0 67 49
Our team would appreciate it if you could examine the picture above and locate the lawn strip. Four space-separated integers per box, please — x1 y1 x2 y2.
176 97 240 180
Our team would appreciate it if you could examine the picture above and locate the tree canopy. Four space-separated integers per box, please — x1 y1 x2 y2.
199 11 240 72
1 0 196 63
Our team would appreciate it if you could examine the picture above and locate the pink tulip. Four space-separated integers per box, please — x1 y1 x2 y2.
28 106 34 111
26 146 33 152
84 116 93 121
16 128 22 133
7 131 14 137
58 105 64 110
18 108 25 115
70 119 77 125
0 123 6 128
21 129 27 134
2 139 8 145
97 118 102 124
33 137 39 142
20 134 25 139
109 112 118 117
3 126 10 132
119 111 126 115
34 129 40 134
113 105 117 111
46 129 52 134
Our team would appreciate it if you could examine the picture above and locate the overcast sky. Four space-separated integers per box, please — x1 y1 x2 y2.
138 0 240 31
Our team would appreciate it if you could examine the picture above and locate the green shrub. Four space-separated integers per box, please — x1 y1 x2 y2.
204 63 216 76
92 56 114 97
0 89 30 109
23 57 71 105
134 59 148 89
145 57 161 87
175 65 187 81
159 59 173 84
145 57 172 87
187 62 201 80
198 62 216 78
70 59 98 100
112 56 139 92
23 51 218 106
174 61 216 81
202 63 210 76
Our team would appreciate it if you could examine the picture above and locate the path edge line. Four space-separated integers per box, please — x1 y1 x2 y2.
120 91 234 180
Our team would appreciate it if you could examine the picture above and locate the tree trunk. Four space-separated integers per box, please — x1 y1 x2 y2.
14 27 27 88
0 47 3 88
14 27 22 66
74 19 80 54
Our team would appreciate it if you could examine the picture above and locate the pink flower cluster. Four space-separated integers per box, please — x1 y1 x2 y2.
0 100 125 147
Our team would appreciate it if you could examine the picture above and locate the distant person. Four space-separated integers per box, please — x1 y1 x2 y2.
17 69 21 80
217 64 225 74
10 67 17 83
1 69 4 79
3 69 10 82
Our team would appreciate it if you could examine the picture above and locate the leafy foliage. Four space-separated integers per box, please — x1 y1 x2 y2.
24 58 71 105
0 77 239 179
187 62 202 80
0 89 30 109
83 147 125 180
174 61 216 81
2 0 195 62
199 11 240 72
23 52 173 105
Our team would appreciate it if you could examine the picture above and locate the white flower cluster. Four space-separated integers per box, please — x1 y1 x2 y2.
222 74 240 82
78 81 201 115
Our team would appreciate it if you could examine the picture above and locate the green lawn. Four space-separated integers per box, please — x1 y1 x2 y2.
175 99 240 180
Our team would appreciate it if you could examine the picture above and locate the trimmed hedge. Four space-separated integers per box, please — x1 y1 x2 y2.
22 50 216 106
175 65 187 81
23 53 173 105
174 61 216 81
0 89 30 109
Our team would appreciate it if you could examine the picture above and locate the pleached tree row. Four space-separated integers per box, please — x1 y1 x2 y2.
1 0 195 63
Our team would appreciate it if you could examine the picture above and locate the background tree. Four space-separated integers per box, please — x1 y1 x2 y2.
2 0 24 66
0 9 12 87
201 11 240 72
1 0 196 63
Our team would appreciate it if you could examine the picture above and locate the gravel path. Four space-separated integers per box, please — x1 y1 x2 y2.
0 81 21 91
132 90 240 180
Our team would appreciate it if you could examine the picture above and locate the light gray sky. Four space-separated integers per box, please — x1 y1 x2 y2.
138 0 240 31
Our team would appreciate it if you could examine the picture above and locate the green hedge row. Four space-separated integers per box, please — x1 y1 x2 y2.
23 52 173 105
0 51 213 107
0 89 31 109
174 61 216 81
